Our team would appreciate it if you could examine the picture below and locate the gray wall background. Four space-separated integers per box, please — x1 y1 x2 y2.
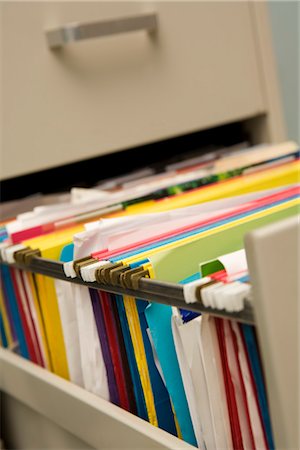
268 1 299 143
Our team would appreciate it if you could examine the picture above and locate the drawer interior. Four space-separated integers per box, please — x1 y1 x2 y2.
0 117 266 203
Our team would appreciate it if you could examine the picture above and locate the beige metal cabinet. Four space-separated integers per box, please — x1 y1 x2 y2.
0 2 293 450
2 1 269 179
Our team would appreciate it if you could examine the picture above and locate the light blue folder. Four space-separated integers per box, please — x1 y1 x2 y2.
145 302 197 446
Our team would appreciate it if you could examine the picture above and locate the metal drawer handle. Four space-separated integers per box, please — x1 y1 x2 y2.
46 12 157 49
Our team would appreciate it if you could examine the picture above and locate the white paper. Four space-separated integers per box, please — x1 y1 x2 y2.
200 316 233 449
218 249 248 278
71 238 110 399
171 315 206 450
54 279 84 387
172 313 212 450
71 284 109 399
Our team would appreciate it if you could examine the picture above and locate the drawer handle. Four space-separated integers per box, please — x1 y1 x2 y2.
46 12 158 49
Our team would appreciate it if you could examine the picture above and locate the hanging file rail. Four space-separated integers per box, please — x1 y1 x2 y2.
1 255 255 324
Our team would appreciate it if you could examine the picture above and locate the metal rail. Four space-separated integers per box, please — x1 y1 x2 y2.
1 257 255 324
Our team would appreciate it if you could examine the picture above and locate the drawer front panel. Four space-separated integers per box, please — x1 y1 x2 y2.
2 1 264 179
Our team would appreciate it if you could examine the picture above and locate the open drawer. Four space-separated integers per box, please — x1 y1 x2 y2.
0 349 193 449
